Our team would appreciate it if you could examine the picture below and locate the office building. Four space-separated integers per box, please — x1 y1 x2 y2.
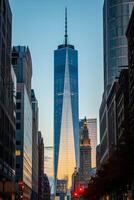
126 7 134 150
99 0 134 165
43 174 51 200
116 69 129 148
54 8 79 191
44 146 54 193
31 89 39 200
79 118 97 168
12 46 32 199
38 131 44 200
96 145 101 170
0 0 16 198
103 0 134 91
107 82 119 156
126 7 134 183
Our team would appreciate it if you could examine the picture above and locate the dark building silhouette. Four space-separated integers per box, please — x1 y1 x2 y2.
38 131 44 200
107 82 119 156
126 7 134 150
126 7 134 184
31 89 39 200
43 174 51 200
116 69 129 149
96 145 101 170
0 0 16 198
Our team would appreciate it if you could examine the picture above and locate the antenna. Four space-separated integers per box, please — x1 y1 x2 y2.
65 7 68 46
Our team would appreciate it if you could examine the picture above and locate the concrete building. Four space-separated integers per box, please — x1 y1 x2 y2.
54 8 79 194
31 89 38 200
12 46 33 199
0 0 16 198
38 131 44 200
79 118 97 168
79 119 91 187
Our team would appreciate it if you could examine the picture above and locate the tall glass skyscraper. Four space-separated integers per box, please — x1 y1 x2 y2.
103 0 134 91
99 0 134 165
54 9 79 190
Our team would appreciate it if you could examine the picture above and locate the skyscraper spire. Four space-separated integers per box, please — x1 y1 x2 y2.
65 7 68 46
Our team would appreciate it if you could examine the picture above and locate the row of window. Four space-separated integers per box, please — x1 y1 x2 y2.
109 25 128 38
109 3 129 17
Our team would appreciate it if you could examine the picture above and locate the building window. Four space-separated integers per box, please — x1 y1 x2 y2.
17 92 21 99
12 58 17 65
16 164 20 168
16 102 21 110
16 123 21 130
16 112 21 120
16 141 21 145
16 150 21 156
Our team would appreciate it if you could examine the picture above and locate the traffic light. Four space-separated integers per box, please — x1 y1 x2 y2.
18 181 24 199
18 181 24 190
77 186 84 194
72 191 79 198
72 186 85 199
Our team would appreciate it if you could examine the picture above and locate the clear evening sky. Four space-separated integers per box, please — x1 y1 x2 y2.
9 0 103 146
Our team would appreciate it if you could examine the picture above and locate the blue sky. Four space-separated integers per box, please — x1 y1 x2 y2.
10 0 104 146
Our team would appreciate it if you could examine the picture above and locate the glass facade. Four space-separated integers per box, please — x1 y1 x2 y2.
15 84 32 190
23 86 32 188
54 45 79 189
12 45 33 199
103 0 134 90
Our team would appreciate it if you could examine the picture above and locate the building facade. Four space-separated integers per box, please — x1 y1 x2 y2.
99 0 134 166
0 0 16 198
54 9 79 191
126 6 134 151
116 69 129 149
99 91 109 164
107 82 119 157
38 131 44 200
43 174 51 200
103 0 134 91
44 146 54 193
12 46 33 199
79 118 97 168
31 89 38 200
126 7 134 185
96 144 101 170
79 119 91 187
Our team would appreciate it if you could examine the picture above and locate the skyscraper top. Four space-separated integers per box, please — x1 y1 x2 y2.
65 7 68 46
58 8 75 50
